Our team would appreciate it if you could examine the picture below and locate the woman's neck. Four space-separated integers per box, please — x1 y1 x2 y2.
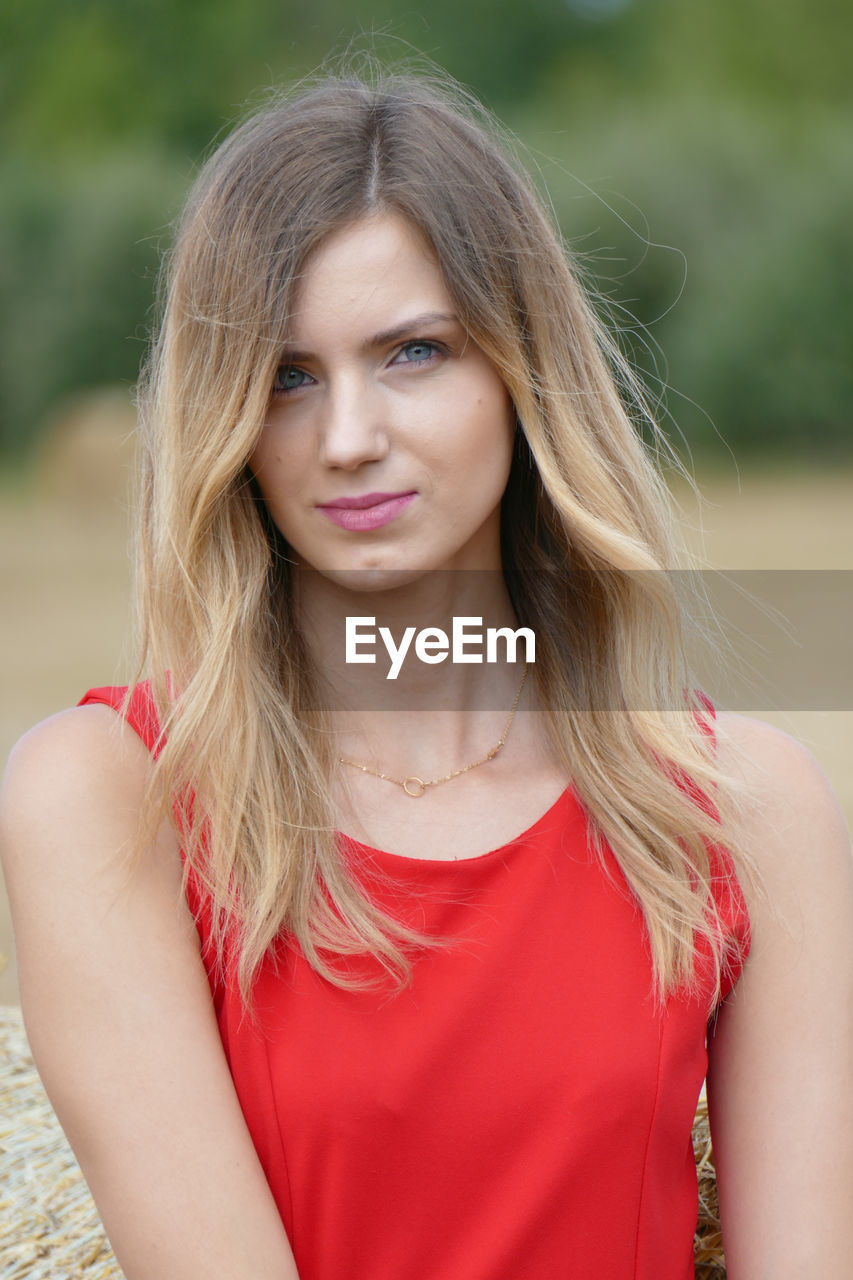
292 566 537 775
295 566 526 703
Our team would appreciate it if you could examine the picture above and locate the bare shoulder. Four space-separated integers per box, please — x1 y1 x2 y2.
715 710 842 802
0 703 187 1004
0 702 176 884
3 700 152 797
713 711 851 895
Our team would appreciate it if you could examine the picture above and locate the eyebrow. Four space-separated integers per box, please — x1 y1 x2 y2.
280 312 462 363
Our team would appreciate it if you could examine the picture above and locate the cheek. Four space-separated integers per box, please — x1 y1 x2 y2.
248 451 276 515
470 389 516 476
250 427 304 502
248 426 275 479
248 454 293 541
446 373 513 445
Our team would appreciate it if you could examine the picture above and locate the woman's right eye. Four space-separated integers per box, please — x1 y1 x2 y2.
272 365 313 395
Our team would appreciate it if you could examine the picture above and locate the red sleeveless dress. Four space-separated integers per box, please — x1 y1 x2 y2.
79 683 749 1280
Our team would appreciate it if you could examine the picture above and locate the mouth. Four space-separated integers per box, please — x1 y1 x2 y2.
317 491 417 532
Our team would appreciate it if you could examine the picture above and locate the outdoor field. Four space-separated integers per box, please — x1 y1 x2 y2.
1 405 851 1005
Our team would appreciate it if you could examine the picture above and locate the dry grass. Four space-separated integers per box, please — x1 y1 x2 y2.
0 1006 123 1278
693 1092 727 1278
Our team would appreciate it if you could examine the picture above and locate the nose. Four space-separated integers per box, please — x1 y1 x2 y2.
318 375 390 471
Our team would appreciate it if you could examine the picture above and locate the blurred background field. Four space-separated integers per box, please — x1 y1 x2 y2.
1 0 851 1002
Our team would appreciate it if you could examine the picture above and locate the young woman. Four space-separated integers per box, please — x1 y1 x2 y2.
1 70 851 1280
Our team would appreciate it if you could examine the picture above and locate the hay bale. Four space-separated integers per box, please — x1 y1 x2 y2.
693 1091 726 1277
0 1004 726 1276
0 1006 123 1278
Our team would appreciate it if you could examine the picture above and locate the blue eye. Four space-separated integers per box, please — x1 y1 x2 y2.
397 341 440 364
273 365 312 394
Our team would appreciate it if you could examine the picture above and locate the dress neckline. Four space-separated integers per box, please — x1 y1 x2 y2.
338 784 578 868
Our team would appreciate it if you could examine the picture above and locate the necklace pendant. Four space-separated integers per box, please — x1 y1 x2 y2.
338 662 528 797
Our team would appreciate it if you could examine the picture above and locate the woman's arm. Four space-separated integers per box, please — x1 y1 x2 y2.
707 713 853 1280
0 705 300 1280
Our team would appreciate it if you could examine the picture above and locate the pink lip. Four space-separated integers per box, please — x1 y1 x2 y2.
318 491 417 532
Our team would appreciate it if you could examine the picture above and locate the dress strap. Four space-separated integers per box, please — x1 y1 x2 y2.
78 683 163 757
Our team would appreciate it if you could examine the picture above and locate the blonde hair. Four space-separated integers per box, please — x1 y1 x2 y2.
135 66 753 1007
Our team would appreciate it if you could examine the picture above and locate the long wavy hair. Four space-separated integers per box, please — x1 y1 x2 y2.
134 65 755 1007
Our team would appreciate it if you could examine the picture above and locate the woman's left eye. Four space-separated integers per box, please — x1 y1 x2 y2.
394 340 442 365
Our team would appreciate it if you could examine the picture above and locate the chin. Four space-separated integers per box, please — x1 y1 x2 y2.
309 564 433 595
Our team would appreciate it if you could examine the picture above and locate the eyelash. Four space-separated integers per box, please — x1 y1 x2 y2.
271 339 446 396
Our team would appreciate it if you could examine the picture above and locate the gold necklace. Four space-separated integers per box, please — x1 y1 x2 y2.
338 662 529 798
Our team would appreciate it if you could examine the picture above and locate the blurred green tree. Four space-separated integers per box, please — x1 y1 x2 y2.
0 0 849 462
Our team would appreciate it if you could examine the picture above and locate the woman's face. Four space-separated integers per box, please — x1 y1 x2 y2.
249 213 516 589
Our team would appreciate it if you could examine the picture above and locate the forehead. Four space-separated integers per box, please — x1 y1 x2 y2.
284 213 451 342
